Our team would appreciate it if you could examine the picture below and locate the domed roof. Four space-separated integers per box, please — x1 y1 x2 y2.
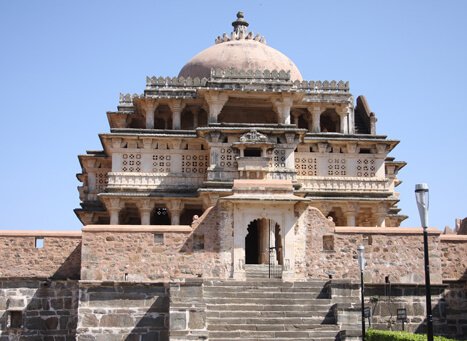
178 12 303 81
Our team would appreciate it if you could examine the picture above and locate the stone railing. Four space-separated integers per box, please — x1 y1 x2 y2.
119 93 140 104
107 172 206 190
294 80 349 92
210 68 291 81
297 176 389 193
146 76 208 88
139 69 349 95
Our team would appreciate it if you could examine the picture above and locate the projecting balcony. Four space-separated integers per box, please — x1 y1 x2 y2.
297 176 390 195
106 172 205 191
236 157 270 172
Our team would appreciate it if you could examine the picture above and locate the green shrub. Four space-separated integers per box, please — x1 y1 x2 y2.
366 329 459 341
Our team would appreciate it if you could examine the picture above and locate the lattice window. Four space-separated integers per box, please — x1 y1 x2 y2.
219 147 238 170
122 153 142 172
152 154 171 173
356 158 376 177
295 154 317 176
272 149 286 169
182 153 208 174
327 158 346 176
95 171 108 191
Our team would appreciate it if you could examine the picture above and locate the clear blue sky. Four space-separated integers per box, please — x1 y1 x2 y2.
0 1 466 231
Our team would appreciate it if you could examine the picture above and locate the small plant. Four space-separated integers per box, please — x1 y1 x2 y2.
366 329 460 341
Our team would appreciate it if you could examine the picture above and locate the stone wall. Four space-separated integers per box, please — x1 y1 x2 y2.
0 231 81 279
296 206 335 280
0 279 78 340
440 235 467 281
304 217 447 283
78 282 169 341
81 205 230 281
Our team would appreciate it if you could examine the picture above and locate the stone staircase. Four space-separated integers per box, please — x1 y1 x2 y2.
244 264 282 279
203 279 341 341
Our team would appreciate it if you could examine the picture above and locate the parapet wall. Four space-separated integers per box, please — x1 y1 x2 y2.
0 231 81 280
302 209 467 284
81 204 231 281
440 235 467 281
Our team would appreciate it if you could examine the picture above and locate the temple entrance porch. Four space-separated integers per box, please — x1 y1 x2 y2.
245 218 282 266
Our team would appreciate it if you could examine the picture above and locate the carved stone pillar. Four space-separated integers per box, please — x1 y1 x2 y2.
375 205 387 227
140 100 158 129
345 203 359 227
139 200 153 225
107 198 123 225
168 200 183 225
259 219 269 264
337 106 349 134
307 106 321 133
169 100 186 130
272 96 293 124
205 91 228 124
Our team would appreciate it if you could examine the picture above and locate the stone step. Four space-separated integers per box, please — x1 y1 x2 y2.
209 338 337 341
206 310 335 318
207 317 337 327
204 280 329 288
204 297 332 305
204 290 327 299
208 322 340 333
208 330 340 339
205 303 333 312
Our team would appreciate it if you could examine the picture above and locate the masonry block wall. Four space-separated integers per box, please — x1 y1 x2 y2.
77 282 169 341
80 205 231 282
0 279 79 340
0 232 81 279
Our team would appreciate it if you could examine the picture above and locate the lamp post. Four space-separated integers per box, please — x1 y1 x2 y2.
357 245 366 341
415 183 434 341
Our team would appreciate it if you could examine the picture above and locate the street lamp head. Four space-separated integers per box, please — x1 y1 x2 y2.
357 245 365 271
415 183 429 228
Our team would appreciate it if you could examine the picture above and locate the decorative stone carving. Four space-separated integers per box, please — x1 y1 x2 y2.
239 130 268 143
214 12 267 45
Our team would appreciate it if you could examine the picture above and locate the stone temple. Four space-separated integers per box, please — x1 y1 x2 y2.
1 12 466 341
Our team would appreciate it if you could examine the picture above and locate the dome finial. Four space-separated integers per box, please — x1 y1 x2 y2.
232 11 249 35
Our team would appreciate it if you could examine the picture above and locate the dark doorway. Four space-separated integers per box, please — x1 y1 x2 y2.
245 220 260 264
150 207 170 225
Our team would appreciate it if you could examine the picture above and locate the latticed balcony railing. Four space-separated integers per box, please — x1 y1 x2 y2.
107 172 206 190
297 176 389 193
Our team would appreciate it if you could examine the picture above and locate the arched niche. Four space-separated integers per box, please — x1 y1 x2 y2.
320 109 340 133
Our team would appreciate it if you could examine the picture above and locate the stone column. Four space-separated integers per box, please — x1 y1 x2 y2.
345 203 359 227
268 222 278 265
337 106 349 134
375 206 387 227
307 106 321 133
191 107 200 129
139 200 153 225
272 96 293 124
259 219 269 264
140 100 158 129
204 91 228 124
169 100 186 130
168 200 183 225
107 198 122 225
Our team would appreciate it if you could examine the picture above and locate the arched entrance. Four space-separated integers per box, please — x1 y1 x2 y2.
245 218 283 266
